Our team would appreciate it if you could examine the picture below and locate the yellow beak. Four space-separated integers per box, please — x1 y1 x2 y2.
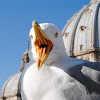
32 20 53 70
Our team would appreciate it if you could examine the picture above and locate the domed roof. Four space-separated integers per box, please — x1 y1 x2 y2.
1 72 22 99
0 45 30 99
62 0 100 57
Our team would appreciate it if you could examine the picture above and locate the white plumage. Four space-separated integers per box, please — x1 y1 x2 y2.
21 21 100 100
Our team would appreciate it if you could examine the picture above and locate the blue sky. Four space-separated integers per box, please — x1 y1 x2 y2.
0 0 90 95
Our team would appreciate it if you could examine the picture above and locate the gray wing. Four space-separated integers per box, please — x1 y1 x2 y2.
67 61 100 100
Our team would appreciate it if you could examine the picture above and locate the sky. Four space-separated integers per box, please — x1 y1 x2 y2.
0 0 90 95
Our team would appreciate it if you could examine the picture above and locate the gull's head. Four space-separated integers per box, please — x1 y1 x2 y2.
29 20 65 70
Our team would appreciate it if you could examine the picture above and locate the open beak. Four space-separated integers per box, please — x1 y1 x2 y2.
32 20 53 70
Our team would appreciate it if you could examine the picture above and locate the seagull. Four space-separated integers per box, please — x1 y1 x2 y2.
21 20 100 100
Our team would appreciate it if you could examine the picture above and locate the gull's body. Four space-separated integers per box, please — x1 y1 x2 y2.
21 21 100 100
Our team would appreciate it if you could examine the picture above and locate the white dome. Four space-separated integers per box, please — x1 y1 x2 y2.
1 72 22 99
62 0 100 62
0 45 30 100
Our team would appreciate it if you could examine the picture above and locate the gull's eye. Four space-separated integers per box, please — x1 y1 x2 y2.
55 32 58 38
30 35 33 39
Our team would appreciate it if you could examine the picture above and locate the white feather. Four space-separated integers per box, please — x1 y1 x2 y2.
21 22 100 100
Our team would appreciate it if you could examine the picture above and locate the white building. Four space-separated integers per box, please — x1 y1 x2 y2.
62 0 100 62
0 45 30 100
